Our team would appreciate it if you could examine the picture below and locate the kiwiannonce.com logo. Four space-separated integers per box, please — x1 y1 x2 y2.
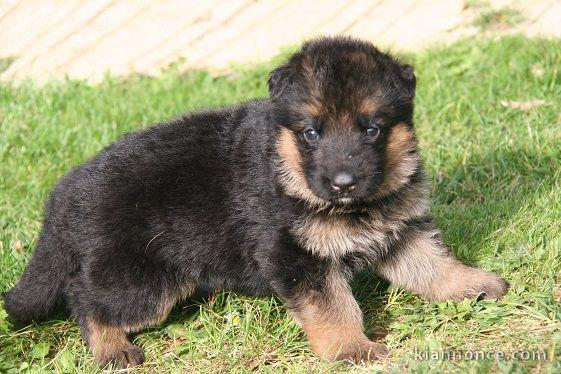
413 348 552 361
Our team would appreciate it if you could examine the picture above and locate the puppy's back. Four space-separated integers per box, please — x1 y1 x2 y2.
3 101 263 324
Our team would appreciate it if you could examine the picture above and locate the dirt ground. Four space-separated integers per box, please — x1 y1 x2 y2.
1 0 559 83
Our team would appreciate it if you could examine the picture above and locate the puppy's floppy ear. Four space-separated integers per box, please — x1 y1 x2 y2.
398 64 416 100
268 65 293 100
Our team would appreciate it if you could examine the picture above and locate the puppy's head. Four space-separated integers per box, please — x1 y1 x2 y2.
271 37 420 207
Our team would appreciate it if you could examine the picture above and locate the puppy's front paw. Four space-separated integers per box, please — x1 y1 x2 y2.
447 268 509 301
336 341 389 364
473 272 509 300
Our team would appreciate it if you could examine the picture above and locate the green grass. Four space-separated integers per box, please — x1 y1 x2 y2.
1 36 560 373
472 6 525 31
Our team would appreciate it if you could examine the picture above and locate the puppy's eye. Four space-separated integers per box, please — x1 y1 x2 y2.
303 128 320 142
366 126 380 138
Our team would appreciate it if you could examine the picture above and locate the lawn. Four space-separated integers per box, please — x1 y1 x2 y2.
1 36 560 373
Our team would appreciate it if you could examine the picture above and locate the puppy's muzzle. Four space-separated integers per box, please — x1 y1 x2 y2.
330 171 357 193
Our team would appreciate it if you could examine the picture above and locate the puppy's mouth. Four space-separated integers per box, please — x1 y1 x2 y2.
330 194 356 205
334 197 354 205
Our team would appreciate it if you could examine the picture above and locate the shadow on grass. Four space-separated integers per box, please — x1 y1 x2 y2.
433 146 557 265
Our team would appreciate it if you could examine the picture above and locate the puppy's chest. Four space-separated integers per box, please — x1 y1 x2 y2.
290 212 403 259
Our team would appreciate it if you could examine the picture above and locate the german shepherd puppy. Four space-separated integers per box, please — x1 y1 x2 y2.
3 37 508 367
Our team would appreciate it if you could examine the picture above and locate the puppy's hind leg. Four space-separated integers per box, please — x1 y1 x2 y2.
83 318 145 367
73 282 195 368
376 223 509 301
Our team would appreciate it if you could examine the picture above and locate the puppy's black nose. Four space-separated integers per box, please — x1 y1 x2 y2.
331 172 356 192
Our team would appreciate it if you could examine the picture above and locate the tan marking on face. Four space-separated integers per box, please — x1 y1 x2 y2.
289 267 379 361
374 123 420 198
300 58 325 113
275 127 329 208
300 103 356 131
357 96 378 114
336 111 355 130
301 99 325 118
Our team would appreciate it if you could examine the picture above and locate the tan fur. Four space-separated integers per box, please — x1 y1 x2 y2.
301 100 370 130
301 99 326 119
85 283 195 365
357 96 378 114
290 267 386 361
336 111 355 129
275 127 330 208
373 123 420 198
299 58 327 118
291 214 387 258
86 318 136 364
291 181 429 259
376 229 508 301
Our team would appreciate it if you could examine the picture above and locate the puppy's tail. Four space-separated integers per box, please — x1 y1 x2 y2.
3 232 73 324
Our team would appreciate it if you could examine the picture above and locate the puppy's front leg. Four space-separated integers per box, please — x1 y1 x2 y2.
376 224 508 301
285 267 387 362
